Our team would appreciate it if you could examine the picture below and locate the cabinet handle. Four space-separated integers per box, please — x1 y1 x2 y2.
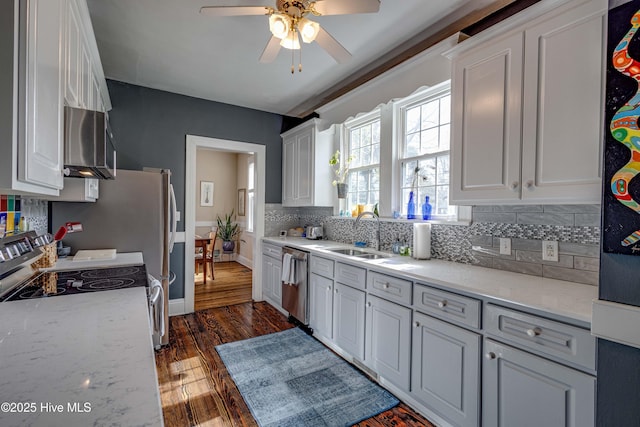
485 352 497 360
526 327 542 338
382 282 390 289
525 180 534 190
413 321 420 328
335 289 338 293
326 286 331 291
437 300 447 309
510 181 519 191
366 302 372 308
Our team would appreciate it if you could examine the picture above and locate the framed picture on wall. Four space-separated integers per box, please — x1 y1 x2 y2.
200 181 214 207
238 188 246 216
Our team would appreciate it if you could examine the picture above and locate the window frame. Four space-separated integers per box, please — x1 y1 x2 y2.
246 154 255 233
342 109 382 211
393 82 461 221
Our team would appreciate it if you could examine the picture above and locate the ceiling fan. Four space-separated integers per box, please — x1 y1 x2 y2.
200 0 381 73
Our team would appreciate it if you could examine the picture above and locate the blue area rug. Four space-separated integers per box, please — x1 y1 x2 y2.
215 327 399 427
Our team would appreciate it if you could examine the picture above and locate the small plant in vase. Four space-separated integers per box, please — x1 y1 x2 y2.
329 150 355 199
216 210 240 253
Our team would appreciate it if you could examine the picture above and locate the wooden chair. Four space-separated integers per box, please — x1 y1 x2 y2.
195 230 217 282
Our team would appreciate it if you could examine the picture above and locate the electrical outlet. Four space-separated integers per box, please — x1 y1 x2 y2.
499 238 511 255
542 240 559 262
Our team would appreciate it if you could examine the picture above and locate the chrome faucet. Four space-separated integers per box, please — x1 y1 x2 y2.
354 211 381 251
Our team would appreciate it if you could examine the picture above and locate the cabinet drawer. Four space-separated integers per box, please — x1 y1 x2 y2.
335 262 366 290
367 271 412 306
485 304 595 371
413 284 481 329
262 243 282 259
310 255 334 278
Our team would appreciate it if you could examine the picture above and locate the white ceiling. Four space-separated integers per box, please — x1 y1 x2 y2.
86 0 494 116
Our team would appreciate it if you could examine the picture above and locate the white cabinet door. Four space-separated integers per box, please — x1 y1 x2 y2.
80 42 91 109
309 273 333 340
261 254 281 307
64 0 81 107
282 137 297 206
333 282 365 360
483 339 595 427
450 32 523 204
365 295 411 391
411 311 481 427
20 0 64 191
295 131 313 205
520 1 605 203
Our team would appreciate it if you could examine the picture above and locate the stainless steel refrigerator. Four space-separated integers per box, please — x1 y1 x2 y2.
51 169 177 348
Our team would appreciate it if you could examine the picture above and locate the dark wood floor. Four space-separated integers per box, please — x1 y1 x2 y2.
194 261 253 311
156 302 435 427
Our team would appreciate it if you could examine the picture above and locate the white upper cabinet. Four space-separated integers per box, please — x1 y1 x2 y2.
0 0 64 196
64 0 110 112
447 0 606 205
281 118 334 207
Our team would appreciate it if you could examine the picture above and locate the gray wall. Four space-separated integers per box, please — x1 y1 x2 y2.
106 80 285 299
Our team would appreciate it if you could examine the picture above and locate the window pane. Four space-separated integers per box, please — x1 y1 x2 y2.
403 160 418 187
418 158 436 186
440 124 450 151
421 100 439 130
421 128 439 153
350 128 361 150
372 121 380 144
406 132 420 158
437 155 450 185
357 170 370 191
436 185 450 216
361 124 372 147
440 95 451 125
370 168 380 191
360 145 371 165
406 106 420 134
371 143 380 164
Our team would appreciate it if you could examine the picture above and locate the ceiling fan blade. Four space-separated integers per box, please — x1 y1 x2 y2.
315 27 351 64
312 0 380 15
199 6 269 17
259 36 282 63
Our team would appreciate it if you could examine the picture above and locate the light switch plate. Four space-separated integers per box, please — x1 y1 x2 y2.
499 238 511 255
542 240 559 262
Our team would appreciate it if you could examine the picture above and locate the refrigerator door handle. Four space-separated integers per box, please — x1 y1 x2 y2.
169 183 178 253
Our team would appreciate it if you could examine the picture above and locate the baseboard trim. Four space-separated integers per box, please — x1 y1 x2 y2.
236 255 253 269
169 298 186 316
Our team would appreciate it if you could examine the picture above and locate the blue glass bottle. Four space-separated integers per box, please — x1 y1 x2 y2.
407 191 416 219
422 196 432 220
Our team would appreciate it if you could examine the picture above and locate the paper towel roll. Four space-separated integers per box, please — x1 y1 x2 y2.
413 223 431 260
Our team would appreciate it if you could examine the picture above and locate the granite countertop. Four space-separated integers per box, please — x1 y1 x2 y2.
264 237 597 327
0 287 163 427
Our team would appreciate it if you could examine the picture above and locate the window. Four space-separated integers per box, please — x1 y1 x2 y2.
345 112 381 213
397 84 456 219
246 155 255 232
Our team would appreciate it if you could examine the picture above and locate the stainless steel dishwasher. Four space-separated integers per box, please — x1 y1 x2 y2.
281 246 310 326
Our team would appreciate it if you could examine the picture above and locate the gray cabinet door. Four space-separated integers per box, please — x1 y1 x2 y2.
411 311 480 427
483 339 595 427
365 295 411 391
310 273 333 340
333 282 365 360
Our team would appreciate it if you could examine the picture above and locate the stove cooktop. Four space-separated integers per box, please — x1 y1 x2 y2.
1 265 148 302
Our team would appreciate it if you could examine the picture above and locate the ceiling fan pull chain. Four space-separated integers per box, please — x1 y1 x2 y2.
291 41 295 74
299 43 302 72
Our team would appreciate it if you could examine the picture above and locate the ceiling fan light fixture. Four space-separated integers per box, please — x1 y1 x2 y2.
280 30 300 50
269 13 290 39
298 18 319 43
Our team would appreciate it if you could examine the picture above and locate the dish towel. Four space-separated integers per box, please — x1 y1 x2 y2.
281 253 297 285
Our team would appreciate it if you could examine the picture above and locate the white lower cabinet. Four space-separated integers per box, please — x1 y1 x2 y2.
261 251 281 308
333 282 365 360
483 338 595 427
309 272 333 340
411 311 481 427
365 295 411 391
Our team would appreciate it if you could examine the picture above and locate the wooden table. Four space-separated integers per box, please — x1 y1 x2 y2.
195 237 212 284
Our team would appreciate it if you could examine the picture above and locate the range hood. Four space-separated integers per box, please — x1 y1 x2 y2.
63 106 116 179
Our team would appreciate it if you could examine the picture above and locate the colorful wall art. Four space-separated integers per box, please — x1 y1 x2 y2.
604 1 640 254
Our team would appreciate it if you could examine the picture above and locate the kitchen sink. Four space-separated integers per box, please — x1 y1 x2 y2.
327 248 369 256
326 247 392 259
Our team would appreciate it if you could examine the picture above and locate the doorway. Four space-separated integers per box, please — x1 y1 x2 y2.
184 135 266 314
